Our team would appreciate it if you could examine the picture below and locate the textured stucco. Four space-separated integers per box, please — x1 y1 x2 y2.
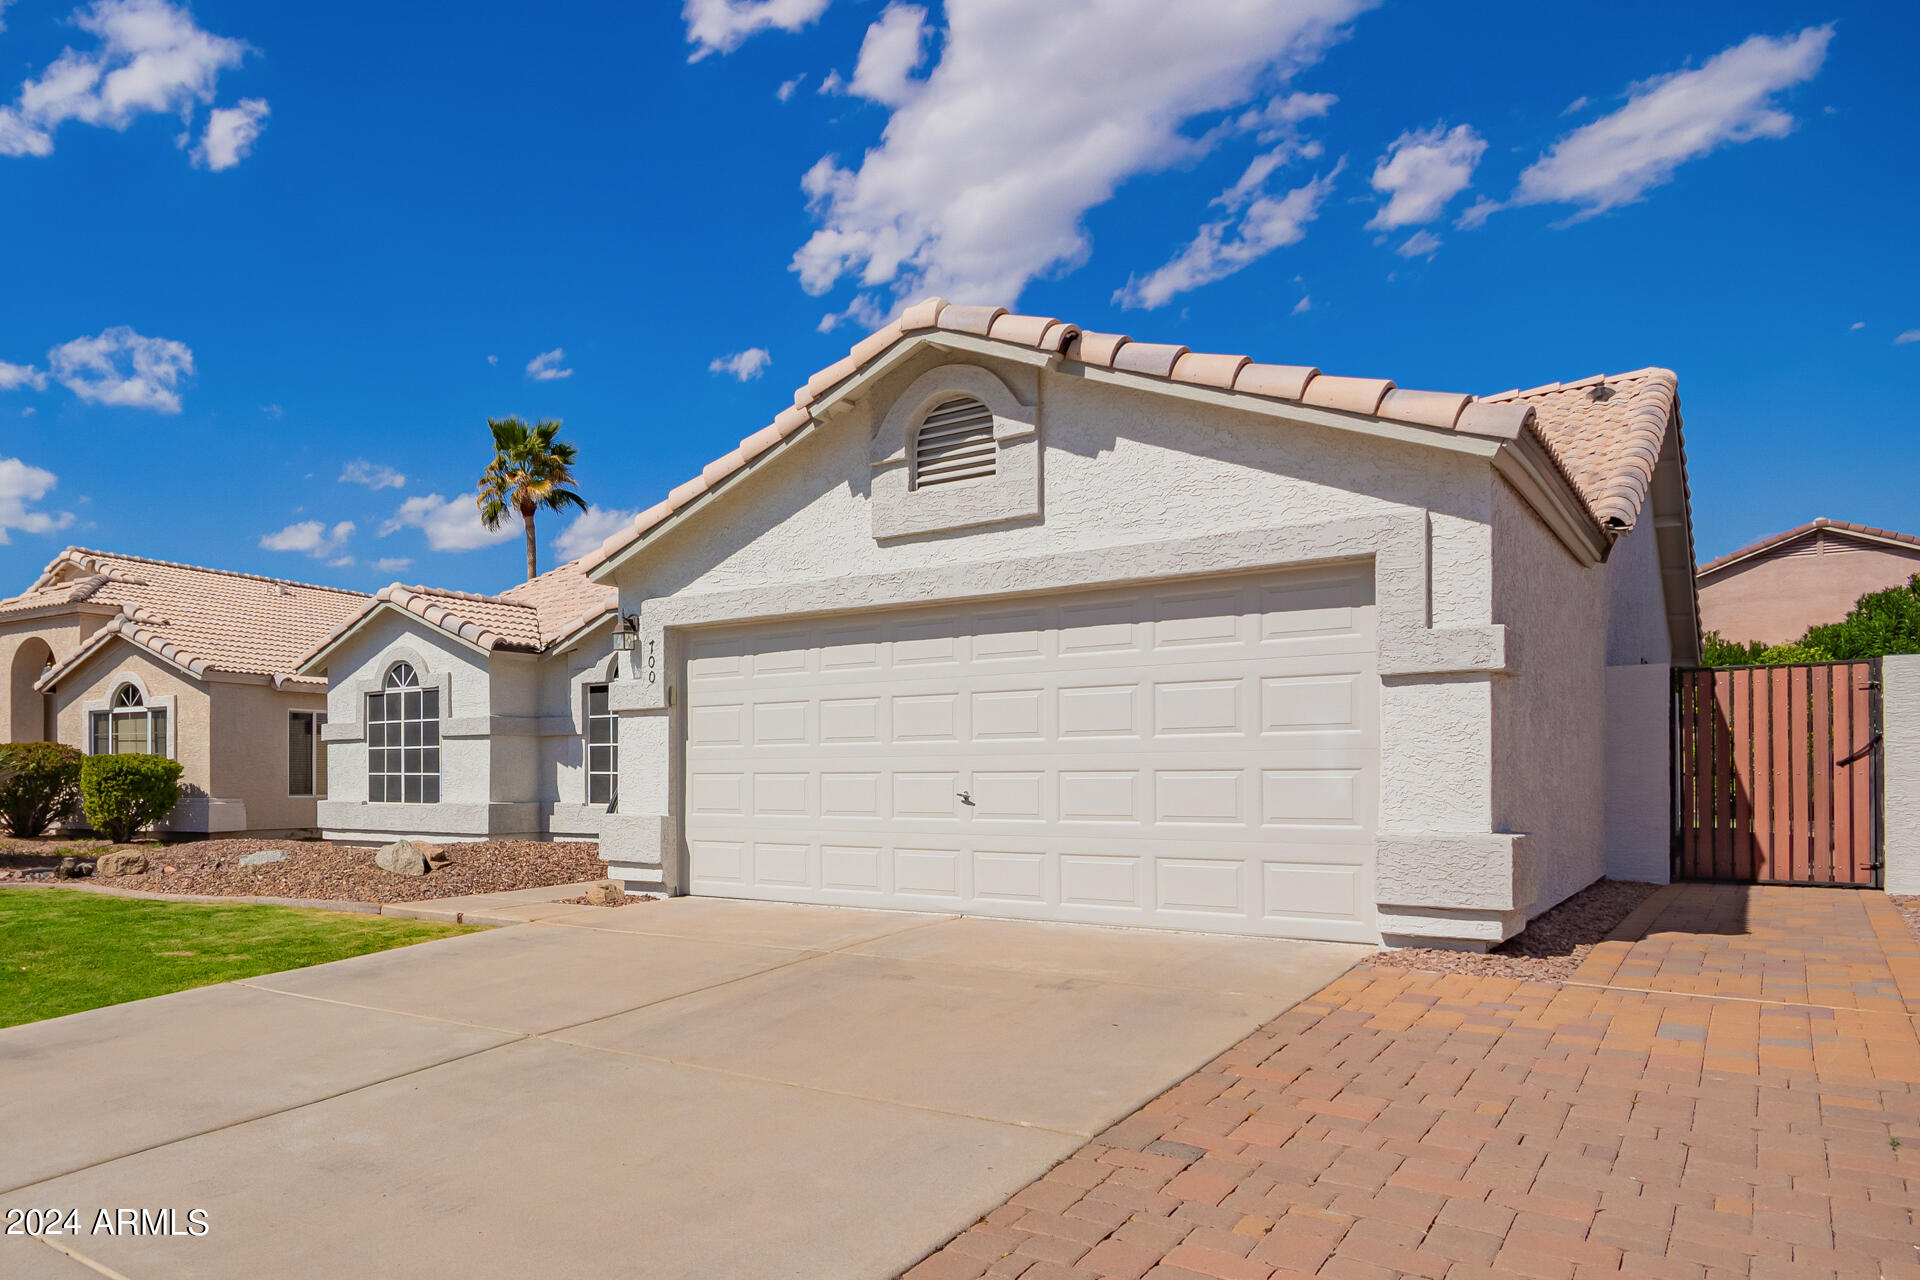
1490 478 1609 913
1700 541 1920 646
1603 662 1673 883
314 613 616 842
47 646 225 832
1884 654 1920 895
1 614 100 743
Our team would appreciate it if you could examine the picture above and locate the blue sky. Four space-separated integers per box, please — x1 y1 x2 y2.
0 0 1914 594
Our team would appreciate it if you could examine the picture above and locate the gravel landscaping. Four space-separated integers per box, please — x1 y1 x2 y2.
1895 895 1920 941
1369 877 1662 982
0 836 606 904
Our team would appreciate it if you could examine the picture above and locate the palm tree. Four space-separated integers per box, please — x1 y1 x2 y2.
476 416 588 580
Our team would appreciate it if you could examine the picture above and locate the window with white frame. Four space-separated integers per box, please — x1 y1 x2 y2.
89 684 169 757
586 683 616 806
289 710 327 798
366 662 439 803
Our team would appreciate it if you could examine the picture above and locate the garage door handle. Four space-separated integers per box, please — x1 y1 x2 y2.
956 790 974 806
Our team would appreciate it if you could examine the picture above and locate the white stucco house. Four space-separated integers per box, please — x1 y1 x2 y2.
294 560 619 843
571 298 1698 952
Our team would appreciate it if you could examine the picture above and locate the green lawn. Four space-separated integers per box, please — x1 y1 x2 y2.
0 889 475 1028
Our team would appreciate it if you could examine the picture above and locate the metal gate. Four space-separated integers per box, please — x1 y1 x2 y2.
1671 660 1882 886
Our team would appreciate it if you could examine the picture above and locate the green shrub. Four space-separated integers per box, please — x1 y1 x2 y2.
0 742 84 837
79 754 183 844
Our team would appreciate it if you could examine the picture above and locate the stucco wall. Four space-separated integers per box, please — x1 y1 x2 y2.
49 645 220 831
314 613 616 842
1884 654 1920 895
209 680 329 834
603 352 1524 944
1 615 96 743
1699 542 1920 647
1490 478 1609 914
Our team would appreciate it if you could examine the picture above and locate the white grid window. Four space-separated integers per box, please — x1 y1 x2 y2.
89 684 168 758
290 710 327 798
367 663 439 804
586 684 616 807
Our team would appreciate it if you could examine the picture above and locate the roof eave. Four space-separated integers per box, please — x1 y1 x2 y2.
294 598 504 675
1491 431 1611 567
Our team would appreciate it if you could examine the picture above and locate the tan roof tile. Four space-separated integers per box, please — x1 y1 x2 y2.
1698 517 1920 577
578 297 1685 574
3 549 371 688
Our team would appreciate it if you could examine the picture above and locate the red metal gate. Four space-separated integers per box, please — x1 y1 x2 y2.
1672 660 1882 886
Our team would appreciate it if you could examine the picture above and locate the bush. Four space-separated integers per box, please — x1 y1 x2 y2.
0 742 84 837
79 754 183 844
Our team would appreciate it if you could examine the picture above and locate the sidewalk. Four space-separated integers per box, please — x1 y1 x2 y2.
907 884 1920 1279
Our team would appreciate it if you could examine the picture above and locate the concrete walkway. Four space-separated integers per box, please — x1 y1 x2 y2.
908 884 1920 1280
0 898 1364 1280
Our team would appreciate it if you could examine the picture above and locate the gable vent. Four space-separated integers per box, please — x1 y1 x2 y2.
912 396 997 489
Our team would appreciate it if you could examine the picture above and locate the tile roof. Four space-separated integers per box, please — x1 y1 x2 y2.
1 549 370 689
579 298 1681 574
294 557 617 668
1697 517 1920 578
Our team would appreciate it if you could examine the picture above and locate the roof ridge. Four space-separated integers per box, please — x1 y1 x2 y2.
379 581 539 610
577 297 1679 573
1698 517 1920 576
50 547 370 598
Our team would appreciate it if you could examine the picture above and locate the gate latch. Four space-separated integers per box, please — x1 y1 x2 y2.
1837 732 1882 767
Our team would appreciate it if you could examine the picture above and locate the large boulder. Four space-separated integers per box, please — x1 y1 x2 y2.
581 879 625 907
237 849 288 867
374 840 431 876
95 850 147 877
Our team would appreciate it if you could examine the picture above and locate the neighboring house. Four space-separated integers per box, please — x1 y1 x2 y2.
575 298 1700 951
1697 518 1920 647
0 549 369 835
294 559 618 843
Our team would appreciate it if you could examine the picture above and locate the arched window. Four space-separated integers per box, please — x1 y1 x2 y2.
910 395 997 489
90 683 168 757
368 662 440 803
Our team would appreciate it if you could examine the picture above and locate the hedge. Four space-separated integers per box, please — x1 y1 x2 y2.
79 754 184 844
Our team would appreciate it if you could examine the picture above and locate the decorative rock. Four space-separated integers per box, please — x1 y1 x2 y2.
581 879 625 907
427 846 452 870
237 849 288 867
55 856 91 879
374 840 431 876
94 851 147 877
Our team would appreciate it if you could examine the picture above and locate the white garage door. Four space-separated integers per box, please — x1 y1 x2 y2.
683 567 1379 941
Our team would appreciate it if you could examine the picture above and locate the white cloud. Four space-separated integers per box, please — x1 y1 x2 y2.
0 359 48 391
260 519 353 557
776 74 807 101
1455 196 1499 230
47 325 193 412
1562 96 1589 116
708 347 772 381
525 347 573 381
1396 228 1442 258
848 4 927 106
0 455 75 544
260 402 283 419
554 506 639 561
372 557 412 574
192 96 267 170
339 459 406 490
1366 123 1485 229
683 0 832 60
1849 321 1865 331
486 354 498 366
1508 25 1833 219
1292 295 1311 314
379 494 515 552
1895 331 1920 346
0 0 14 34
792 0 1372 317
1116 166 1340 310
815 292 888 333
0 0 254 161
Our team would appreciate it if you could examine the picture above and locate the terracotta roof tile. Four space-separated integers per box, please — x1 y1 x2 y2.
3 549 371 688
1698 517 1920 577
578 297 1686 574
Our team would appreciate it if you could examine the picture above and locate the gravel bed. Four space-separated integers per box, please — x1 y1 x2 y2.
1894 895 1920 943
2 836 605 904
1368 878 1663 983
558 891 657 907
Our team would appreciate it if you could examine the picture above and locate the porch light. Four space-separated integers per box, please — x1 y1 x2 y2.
613 613 639 653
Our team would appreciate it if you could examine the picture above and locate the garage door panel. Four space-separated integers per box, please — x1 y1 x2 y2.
684 568 1380 941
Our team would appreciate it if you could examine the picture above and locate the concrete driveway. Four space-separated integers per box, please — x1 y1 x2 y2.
0 898 1365 1280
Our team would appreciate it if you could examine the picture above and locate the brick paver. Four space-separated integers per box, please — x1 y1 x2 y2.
904 886 1920 1279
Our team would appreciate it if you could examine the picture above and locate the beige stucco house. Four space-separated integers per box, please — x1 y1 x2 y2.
1697 518 1920 647
0 549 369 835
294 560 618 843
572 298 1701 951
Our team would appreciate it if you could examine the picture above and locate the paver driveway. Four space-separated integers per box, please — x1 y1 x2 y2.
908 885 1920 1280
0 897 1363 1280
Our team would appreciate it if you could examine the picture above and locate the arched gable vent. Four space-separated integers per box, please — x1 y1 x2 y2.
911 396 997 489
